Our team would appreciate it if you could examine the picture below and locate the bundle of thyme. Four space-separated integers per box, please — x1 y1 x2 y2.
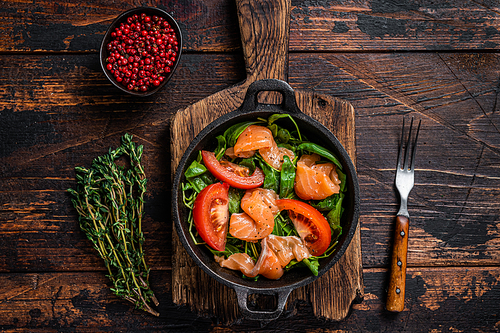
68 133 159 316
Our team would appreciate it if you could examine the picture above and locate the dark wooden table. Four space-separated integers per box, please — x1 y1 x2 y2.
1 0 499 332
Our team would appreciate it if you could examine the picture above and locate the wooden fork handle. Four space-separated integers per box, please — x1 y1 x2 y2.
386 215 409 312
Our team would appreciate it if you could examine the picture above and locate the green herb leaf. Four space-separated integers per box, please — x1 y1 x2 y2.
268 114 302 141
214 135 227 160
279 155 295 199
184 160 213 193
337 168 347 193
326 192 344 230
311 193 340 211
184 160 207 178
297 142 343 170
284 257 319 276
239 157 257 173
258 158 280 193
228 188 244 214
303 258 319 276
276 127 291 144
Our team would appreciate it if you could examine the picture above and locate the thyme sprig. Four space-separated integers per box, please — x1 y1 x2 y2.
68 133 159 316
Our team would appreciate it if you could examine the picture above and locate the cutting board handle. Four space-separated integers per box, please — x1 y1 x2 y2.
236 0 291 82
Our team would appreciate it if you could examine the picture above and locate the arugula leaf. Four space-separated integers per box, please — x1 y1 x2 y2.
267 123 293 145
239 157 257 173
285 257 319 276
276 127 291 144
188 177 209 194
311 193 340 211
326 192 344 230
337 167 347 192
297 142 343 170
268 114 302 141
214 135 226 160
184 160 206 178
228 187 244 214
279 155 295 199
258 158 280 193
184 159 213 193
303 258 319 276
268 123 279 138
273 213 297 237
208 242 241 258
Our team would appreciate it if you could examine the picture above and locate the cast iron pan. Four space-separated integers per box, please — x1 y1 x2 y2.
172 79 360 321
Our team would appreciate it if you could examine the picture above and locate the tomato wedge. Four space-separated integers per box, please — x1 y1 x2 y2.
202 150 265 189
276 199 331 256
193 182 230 251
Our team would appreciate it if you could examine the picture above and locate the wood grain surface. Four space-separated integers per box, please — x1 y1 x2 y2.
1 267 499 331
1 0 499 52
1 0 500 331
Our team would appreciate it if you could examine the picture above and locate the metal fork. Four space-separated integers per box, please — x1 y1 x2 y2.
386 116 421 312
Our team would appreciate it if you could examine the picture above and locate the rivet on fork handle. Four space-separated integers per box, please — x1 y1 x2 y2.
386 215 409 312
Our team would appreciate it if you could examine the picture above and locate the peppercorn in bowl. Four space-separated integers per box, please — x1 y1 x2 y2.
100 7 182 96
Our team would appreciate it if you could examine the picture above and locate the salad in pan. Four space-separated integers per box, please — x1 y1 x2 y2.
181 114 347 280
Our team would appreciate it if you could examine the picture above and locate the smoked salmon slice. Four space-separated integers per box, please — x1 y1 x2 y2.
215 237 284 279
229 212 261 241
259 145 294 171
266 234 310 266
294 154 341 200
224 146 254 159
234 125 274 156
237 188 279 239
215 253 255 276
252 237 284 279
233 125 294 171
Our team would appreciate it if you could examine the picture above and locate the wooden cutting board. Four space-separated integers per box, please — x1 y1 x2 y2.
170 0 363 324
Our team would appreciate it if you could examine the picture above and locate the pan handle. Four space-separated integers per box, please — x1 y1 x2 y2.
239 79 300 114
234 286 292 322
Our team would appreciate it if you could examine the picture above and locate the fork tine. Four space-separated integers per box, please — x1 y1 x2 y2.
410 119 421 171
397 117 406 170
403 117 414 171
